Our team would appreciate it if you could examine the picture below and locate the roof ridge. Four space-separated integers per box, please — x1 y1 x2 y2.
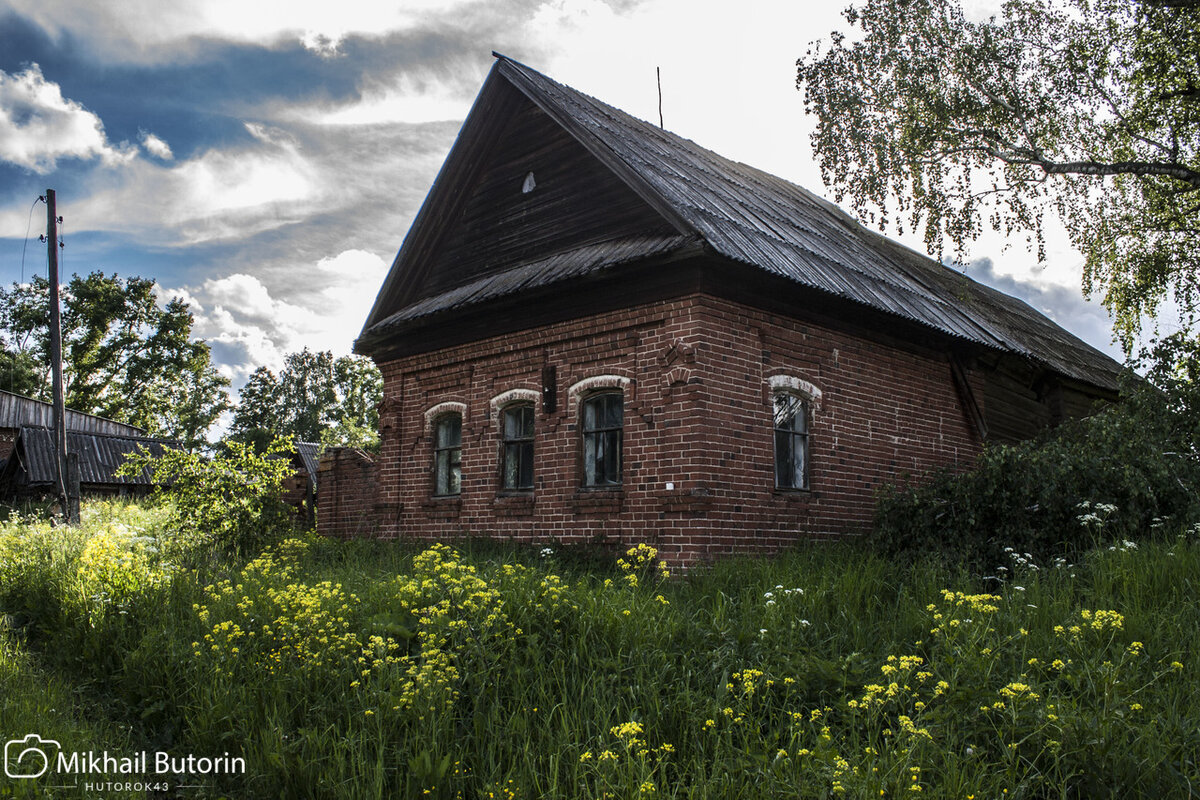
0 389 147 434
492 57 1006 331
19 424 182 447
362 54 1123 391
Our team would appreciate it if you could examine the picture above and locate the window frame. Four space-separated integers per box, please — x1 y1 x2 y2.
498 402 535 492
580 390 624 489
431 412 463 497
772 391 810 491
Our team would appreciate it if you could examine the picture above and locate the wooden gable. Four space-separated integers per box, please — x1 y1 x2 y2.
363 73 679 331
425 93 678 296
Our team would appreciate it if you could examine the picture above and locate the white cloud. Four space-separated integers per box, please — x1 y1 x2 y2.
310 249 390 329
0 63 135 173
199 0 471 55
298 72 477 126
41 126 317 245
176 134 313 217
966 257 1123 361
139 131 173 160
6 0 490 62
179 272 322 383
528 0 829 189
172 249 389 386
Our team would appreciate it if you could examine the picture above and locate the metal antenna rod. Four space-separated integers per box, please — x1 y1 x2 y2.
657 67 664 129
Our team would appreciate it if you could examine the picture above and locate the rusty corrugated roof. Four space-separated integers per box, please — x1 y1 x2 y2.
361 55 1124 392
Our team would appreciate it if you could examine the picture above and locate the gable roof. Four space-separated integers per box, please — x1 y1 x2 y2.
296 441 322 488
359 54 1124 393
270 441 323 489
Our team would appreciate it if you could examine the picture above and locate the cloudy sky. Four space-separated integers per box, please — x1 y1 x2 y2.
0 0 1124 393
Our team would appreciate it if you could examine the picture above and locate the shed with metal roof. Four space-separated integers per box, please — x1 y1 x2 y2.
0 426 179 499
0 389 146 464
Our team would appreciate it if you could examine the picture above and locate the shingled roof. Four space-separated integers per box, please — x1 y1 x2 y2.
359 54 1123 393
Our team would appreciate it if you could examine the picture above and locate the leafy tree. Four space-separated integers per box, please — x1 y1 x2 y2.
319 415 380 453
0 337 41 397
229 348 382 450
0 272 230 448
796 0 1200 347
119 438 296 557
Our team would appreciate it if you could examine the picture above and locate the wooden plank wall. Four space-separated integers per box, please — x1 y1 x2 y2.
984 362 1053 443
425 95 676 296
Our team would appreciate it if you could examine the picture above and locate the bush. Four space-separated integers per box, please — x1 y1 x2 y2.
119 438 297 558
872 335 1200 567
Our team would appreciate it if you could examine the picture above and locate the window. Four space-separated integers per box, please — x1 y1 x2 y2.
773 392 809 489
581 392 623 487
432 413 462 496
500 403 534 490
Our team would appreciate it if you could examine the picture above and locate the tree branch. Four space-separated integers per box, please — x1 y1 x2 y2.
974 143 1200 188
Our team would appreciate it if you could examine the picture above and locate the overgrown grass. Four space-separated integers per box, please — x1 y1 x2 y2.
1 502 1198 798
0 636 145 799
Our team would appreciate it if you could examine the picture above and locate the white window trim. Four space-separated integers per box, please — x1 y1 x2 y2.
423 401 467 430
567 375 631 416
489 388 539 418
769 374 816 491
767 374 822 409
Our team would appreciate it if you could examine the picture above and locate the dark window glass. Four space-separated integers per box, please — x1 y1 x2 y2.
582 392 623 487
433 413 462 496
501 404 535 490
773 393 808 489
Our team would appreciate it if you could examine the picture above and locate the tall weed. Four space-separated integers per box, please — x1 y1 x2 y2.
1 504 1197 798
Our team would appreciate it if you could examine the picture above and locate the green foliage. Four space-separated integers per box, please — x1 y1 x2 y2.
873 334 1200 567
796 0 1200 347
0 272 230 448
118 439 296 557
230 348 382 450
320 414 381 453
2 513 1198 799
0 336 41 397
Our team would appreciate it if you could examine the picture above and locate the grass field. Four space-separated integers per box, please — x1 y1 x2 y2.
1 501 1197 798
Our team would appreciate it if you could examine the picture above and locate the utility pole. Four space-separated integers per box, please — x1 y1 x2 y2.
45 189 77 524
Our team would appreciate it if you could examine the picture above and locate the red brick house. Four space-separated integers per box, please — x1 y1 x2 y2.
322 54 1124 566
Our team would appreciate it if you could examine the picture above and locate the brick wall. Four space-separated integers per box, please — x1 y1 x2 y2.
347 292 984 567
316 447 380 539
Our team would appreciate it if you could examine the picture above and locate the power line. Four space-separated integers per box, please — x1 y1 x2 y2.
19 195 44 286
8 196 46 393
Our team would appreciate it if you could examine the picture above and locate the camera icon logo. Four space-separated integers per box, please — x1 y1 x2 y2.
5 734 60 779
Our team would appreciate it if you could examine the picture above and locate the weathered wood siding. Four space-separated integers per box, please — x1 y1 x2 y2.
416 88 677 298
